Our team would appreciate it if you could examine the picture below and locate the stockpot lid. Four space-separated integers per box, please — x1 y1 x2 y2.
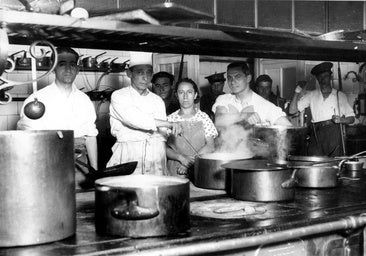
221 159 289 171
95 174 189 189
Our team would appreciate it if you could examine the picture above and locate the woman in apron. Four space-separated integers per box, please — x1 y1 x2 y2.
167 78 218 178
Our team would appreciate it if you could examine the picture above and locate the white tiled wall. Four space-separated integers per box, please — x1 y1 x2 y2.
0 46 129 131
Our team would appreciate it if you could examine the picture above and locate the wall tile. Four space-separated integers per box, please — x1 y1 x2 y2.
0 102 18 115
7 115 20 130
0 116 7 131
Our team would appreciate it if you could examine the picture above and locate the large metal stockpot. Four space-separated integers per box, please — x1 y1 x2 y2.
0 130 75 247
222 159 295 202
95 175 190 237
194 152 251 190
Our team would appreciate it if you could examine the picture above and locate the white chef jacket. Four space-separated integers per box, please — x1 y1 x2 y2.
17 82 98 138
297 89 355 122
107 86 167 175
212 92 287 126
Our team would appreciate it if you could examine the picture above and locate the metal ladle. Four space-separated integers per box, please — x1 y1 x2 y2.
179 133 200 157
24 56 45 119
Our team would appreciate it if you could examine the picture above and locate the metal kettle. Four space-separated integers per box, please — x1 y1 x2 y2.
353 92 366 117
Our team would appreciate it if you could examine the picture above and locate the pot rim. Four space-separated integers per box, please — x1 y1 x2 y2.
95 174 189 188
199 152 253 160
222 159 290 171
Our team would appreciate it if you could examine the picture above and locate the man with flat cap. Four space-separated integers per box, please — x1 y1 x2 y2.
200 72 226 120
289 62 355 156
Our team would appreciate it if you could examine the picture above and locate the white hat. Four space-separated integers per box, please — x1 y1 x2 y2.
129 51 152 68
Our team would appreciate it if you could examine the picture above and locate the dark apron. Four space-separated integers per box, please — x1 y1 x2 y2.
167 121 206 178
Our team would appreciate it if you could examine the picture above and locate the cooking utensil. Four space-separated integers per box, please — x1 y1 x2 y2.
82 51 107 69
16 50 31 67
287 155 340 165
222 159 295 202
110 58 129 72
75 158 137 179
194 152 252 190
0 130 75 247
36 50 51 68
291 165 340 188
252 125 308 160
344 161 364 171
23 56 45 119
179 133 200 156
96 57 111 69
95 175 190 237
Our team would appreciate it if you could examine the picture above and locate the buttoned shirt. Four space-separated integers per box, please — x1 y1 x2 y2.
17 82 98 138
297 89 355 122
109 86 166 142
168 109 218 139
212 92 286 126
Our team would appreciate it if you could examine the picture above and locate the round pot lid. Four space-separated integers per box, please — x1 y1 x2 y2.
221 159 289 171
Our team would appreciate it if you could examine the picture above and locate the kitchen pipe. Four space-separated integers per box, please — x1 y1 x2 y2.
114 214 366 256
337 62 346 156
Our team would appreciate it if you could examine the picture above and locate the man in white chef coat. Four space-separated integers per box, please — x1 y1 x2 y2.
107 51 180 175
17 47 98 171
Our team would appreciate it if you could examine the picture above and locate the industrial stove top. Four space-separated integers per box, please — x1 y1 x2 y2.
1 170 366 256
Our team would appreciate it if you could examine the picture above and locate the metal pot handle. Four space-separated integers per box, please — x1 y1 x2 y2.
108 186 159 220
281 169 298 189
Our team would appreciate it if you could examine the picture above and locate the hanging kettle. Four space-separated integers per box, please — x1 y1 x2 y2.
353 93 366 117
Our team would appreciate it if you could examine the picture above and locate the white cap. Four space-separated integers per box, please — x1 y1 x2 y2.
129 51 153 68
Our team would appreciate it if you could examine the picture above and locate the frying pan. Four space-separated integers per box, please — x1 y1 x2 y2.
75 158 137 179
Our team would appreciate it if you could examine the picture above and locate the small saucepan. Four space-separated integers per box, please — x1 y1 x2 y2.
17 51 31 67
343 160 364 171
110 58 129 73
82 52 107 69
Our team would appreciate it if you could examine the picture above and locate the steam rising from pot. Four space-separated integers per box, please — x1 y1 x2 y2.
215 121 292 160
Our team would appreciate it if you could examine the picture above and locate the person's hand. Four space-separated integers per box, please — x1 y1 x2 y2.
227 104 239 114
178 154 192 168
177 165 188 175
295 80 307 93
241 112 261 125
332 115 342 124
170 122 182 136
239 105 261 125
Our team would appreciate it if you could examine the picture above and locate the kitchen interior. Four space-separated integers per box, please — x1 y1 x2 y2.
2 0 366 255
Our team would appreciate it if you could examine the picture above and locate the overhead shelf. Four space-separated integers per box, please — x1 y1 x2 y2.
1 9 366 62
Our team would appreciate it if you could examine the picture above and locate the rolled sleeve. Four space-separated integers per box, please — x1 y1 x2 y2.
297 92 311 113
212 94 230 113
110 90 157 131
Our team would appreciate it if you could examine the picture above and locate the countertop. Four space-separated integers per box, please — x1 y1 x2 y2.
1 170 366 255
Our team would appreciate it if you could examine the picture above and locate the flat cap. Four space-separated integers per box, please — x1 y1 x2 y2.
311 62 333 76
205 72 226 84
